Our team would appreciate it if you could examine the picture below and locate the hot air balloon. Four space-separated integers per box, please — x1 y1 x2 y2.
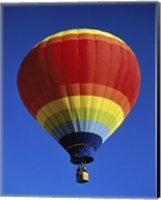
17 28 141 183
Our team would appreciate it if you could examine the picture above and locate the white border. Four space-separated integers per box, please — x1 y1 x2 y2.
0 0 160 199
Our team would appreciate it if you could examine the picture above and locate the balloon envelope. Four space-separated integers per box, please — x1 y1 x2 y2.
17 29 141 164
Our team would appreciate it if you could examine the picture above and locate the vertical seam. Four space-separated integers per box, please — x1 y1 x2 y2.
88 30 100 148
44 37 65 140
93 35 111 141
60 31 75 134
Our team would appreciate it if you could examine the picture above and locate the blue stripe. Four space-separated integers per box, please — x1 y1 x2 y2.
50 120 110 142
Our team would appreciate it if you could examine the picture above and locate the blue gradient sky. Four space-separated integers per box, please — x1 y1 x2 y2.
2 2 157 198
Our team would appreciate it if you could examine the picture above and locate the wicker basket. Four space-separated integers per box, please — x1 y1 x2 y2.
76 171 89 183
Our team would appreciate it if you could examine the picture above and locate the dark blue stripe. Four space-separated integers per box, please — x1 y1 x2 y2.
59 132 103 164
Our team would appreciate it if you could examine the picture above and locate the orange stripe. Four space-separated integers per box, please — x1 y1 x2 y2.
46 83 131 117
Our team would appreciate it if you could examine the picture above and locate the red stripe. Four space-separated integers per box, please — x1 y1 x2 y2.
18 38 140 118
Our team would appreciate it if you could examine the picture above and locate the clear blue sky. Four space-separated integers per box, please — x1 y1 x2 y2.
2 2 157 198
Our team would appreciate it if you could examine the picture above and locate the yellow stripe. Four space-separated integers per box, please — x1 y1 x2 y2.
36 96 124 132
34 29 125 48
